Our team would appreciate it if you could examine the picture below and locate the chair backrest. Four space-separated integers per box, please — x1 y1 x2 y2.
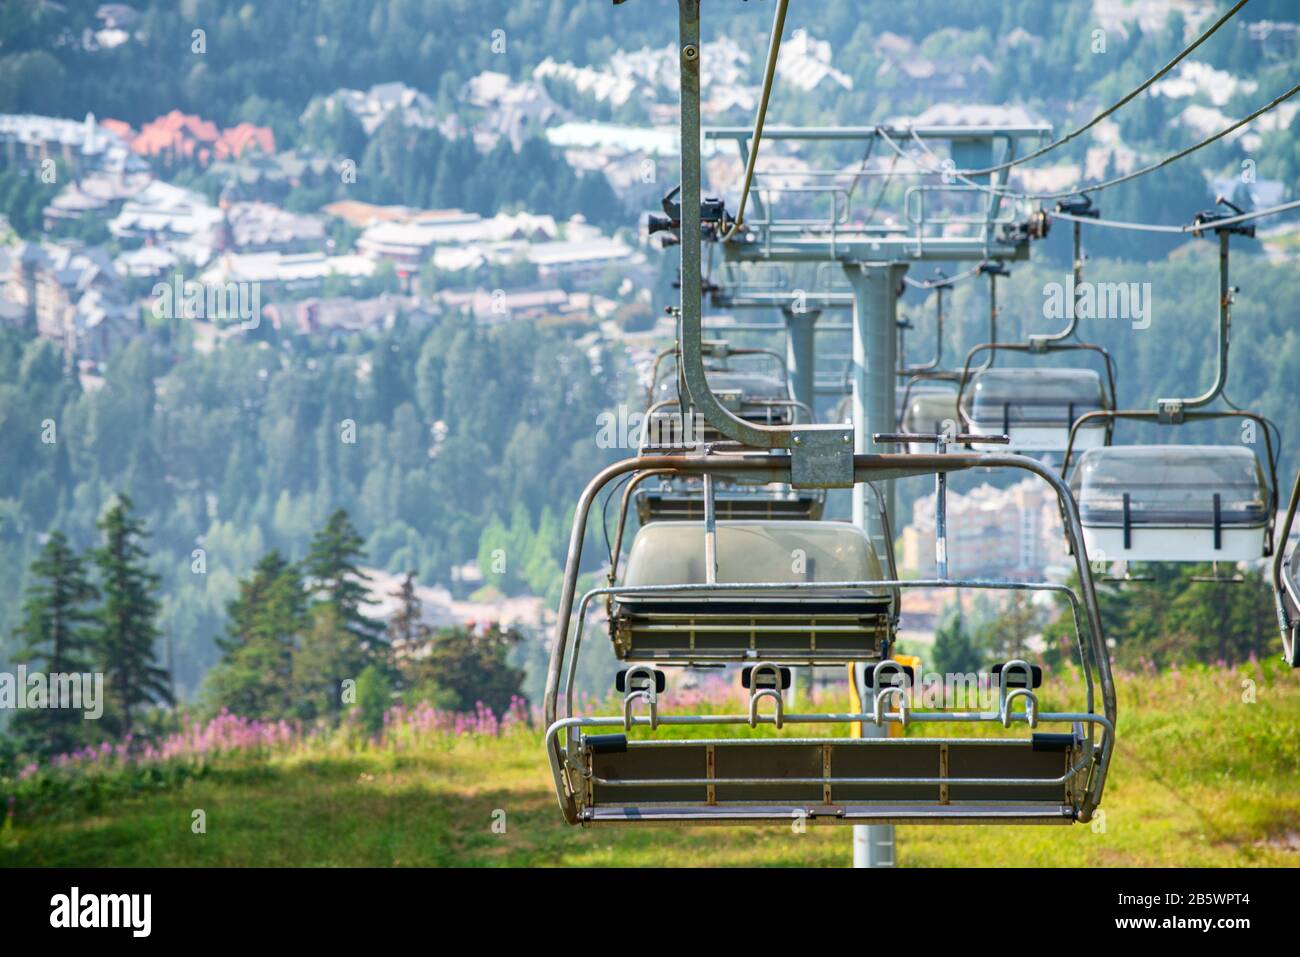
611 521 894 663
621 520 885 590
635 484 825 523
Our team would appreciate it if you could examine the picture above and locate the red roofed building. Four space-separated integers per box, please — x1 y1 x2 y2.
99 118 136 141
125 111 274 166
215 122 275 160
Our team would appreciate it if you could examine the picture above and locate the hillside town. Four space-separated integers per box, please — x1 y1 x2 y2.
4 4 1297 385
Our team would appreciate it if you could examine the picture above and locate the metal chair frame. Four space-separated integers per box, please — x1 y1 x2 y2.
1270 469 1300 666
544 451 1116 827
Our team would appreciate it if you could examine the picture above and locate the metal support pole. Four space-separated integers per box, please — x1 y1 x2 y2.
783 307 818 415
703 471 718 585
784 305 818 705
844 260 906 869
935 433 949 579
844 263 907 552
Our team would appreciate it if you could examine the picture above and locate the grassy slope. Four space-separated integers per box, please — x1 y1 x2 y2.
3 664 1298 867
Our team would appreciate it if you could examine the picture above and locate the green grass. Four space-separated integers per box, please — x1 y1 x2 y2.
3 662 1299 867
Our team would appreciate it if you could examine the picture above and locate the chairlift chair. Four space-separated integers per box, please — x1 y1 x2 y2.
899 384 961 454
546 452 1116 827
1270 470 1300 667
1059 390 1280 566
1056 202 1276 568
956 343 1118 454
1068 443 1272 564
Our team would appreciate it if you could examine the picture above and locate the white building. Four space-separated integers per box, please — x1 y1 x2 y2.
464 71 565 150
357 210 557 270
223 201 326 253
776 29 853 93
311 82 450 136
535 35 755 118
0 112 146 177
0 240 138 363
902 478 1068 580
199 250 375 292
43 170 152 229
109 180 223 262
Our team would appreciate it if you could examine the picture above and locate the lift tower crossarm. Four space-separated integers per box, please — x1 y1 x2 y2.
706 125 1054 141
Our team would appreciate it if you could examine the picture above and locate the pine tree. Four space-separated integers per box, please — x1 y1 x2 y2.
304 509 383 647
386 571 431 686
10 531 100 755
293 509 384 716
92 495 172 737
206 550 305 718
930 605 981 677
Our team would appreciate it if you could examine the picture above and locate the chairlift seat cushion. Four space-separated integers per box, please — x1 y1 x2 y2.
636 485 824 523
612 521 893 662
621 521 886 592
904 390 960 434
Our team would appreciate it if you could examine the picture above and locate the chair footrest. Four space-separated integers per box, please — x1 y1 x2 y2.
580 803 1077 826
580 738 1085 820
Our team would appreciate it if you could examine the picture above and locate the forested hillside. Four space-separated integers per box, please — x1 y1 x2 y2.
0 315 624 694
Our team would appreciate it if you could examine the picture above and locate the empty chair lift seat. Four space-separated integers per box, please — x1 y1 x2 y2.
612 520 893 662
963 368 1108 452
1070 445 1269 562
636 481 824 522
649 370 793 447
902 388 960 453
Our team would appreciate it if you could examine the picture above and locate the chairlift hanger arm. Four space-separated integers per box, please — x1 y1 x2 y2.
1034 197 1099 342
947 266 1011 424
673 2 856 467
676 0 801 451
898 271 947 376
1157 218 1246 417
